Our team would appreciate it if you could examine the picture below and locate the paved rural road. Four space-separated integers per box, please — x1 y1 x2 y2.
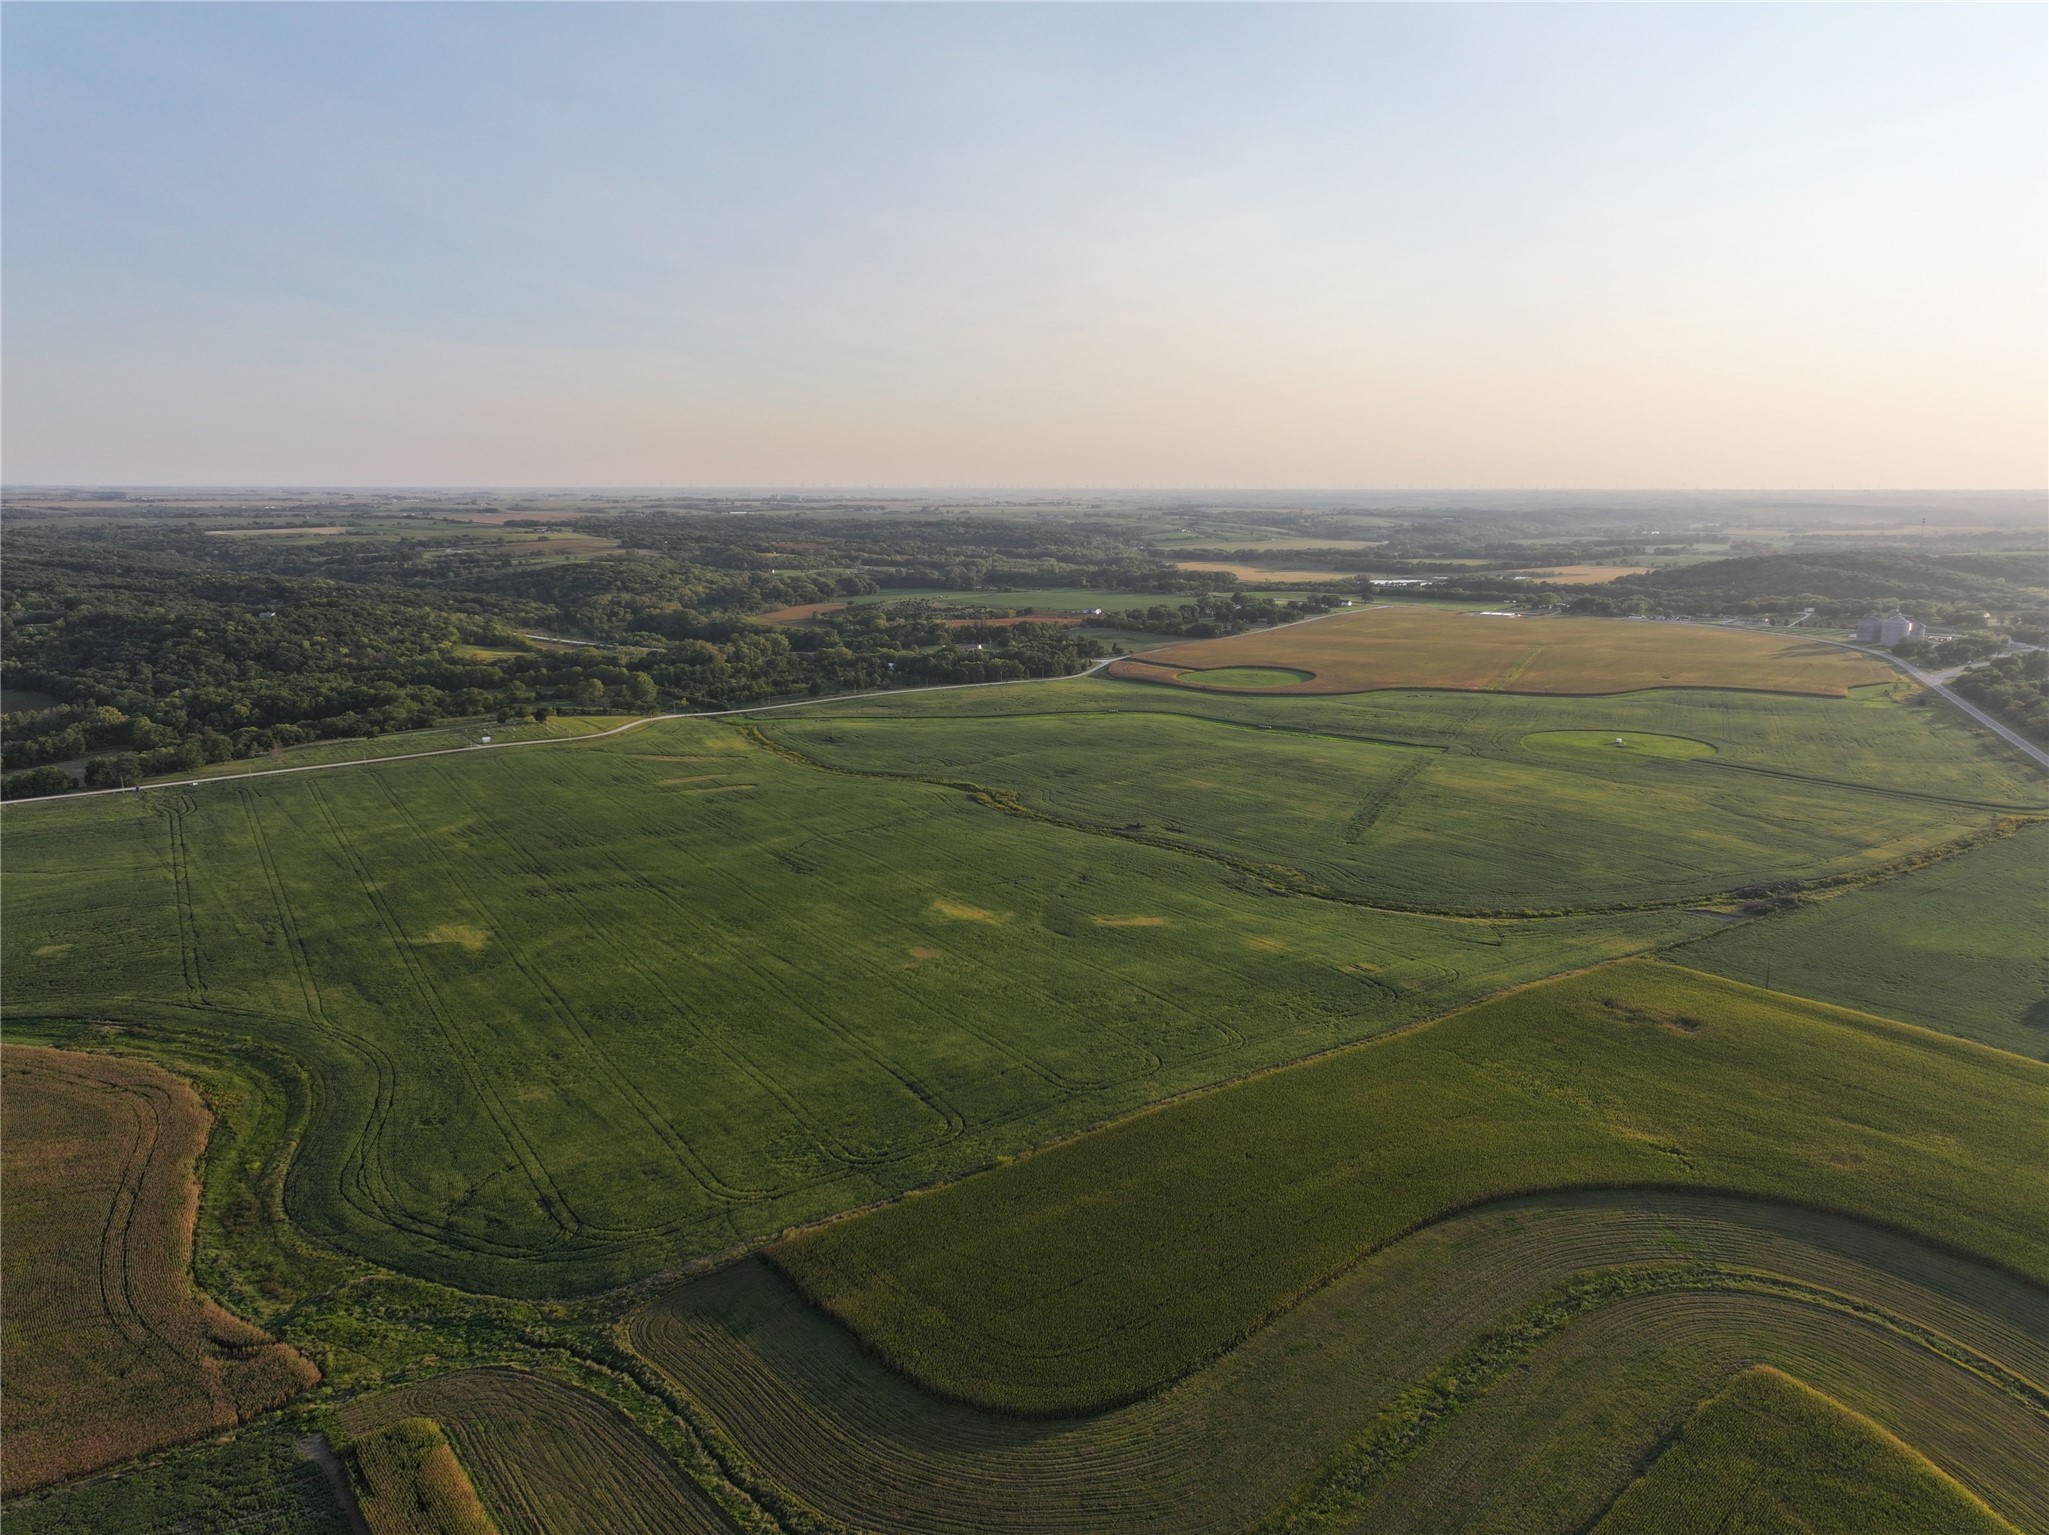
1655 621 2049 777
1886 655 2049 773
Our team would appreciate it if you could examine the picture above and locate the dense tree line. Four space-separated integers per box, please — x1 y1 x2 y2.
0 515 1139 796
1593 553 2047 628
1947 650 2049 745
1109 591 1341 638
1893 633 2006 668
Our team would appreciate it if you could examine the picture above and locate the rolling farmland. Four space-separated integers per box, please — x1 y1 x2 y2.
756 679 2044 912
1 722 1723 1293
636 1187 2048 1533
4 575 2043 1532
0 1045 317 1494
1109 605 1895 696
1681 822 2049 1056
771 962 2049 1412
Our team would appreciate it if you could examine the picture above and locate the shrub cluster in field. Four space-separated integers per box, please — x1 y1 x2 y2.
1590 1367 2017 1535
773 962 2049 1413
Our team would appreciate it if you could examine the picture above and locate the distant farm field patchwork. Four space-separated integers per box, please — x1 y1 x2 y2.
1109 607 1893 696
0 1046 317 1494
771 962 2049 1413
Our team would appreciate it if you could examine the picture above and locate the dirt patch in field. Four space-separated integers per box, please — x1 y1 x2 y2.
753 602 849 624
1175 561 1359 582
205 525 345 537
422 923 490 952
931 898 1010 925
1 1046 318 1495
32 943 73 958
1111 607 1890 698
1093 915 1170 927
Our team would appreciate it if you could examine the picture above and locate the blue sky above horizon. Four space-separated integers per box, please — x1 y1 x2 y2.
4 3 2043 488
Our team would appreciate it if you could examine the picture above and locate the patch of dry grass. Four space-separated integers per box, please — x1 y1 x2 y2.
1 1046 317 1494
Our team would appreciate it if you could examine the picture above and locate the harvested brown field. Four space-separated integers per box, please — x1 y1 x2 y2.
0 1045 318 1494
750 601 847 623
1110 607 1891 697
340 1369 726 1535
1174 561 1358 582
203 525 346 537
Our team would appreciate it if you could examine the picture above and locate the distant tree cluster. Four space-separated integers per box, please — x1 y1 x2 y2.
1947 650 2049 745
1592 552 2048 627
1893 633 2005 668
0 513 1152 796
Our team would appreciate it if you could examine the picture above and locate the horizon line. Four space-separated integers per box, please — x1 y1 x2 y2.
6 484 2046 496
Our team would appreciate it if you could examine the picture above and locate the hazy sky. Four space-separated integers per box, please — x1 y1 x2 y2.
4 3 2043 488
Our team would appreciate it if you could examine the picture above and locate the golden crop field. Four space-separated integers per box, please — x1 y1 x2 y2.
350 1418 499 1535
1499 564 1658 583
0 1046 318 1494
1111 607 1893 696
1173 561 1361 581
